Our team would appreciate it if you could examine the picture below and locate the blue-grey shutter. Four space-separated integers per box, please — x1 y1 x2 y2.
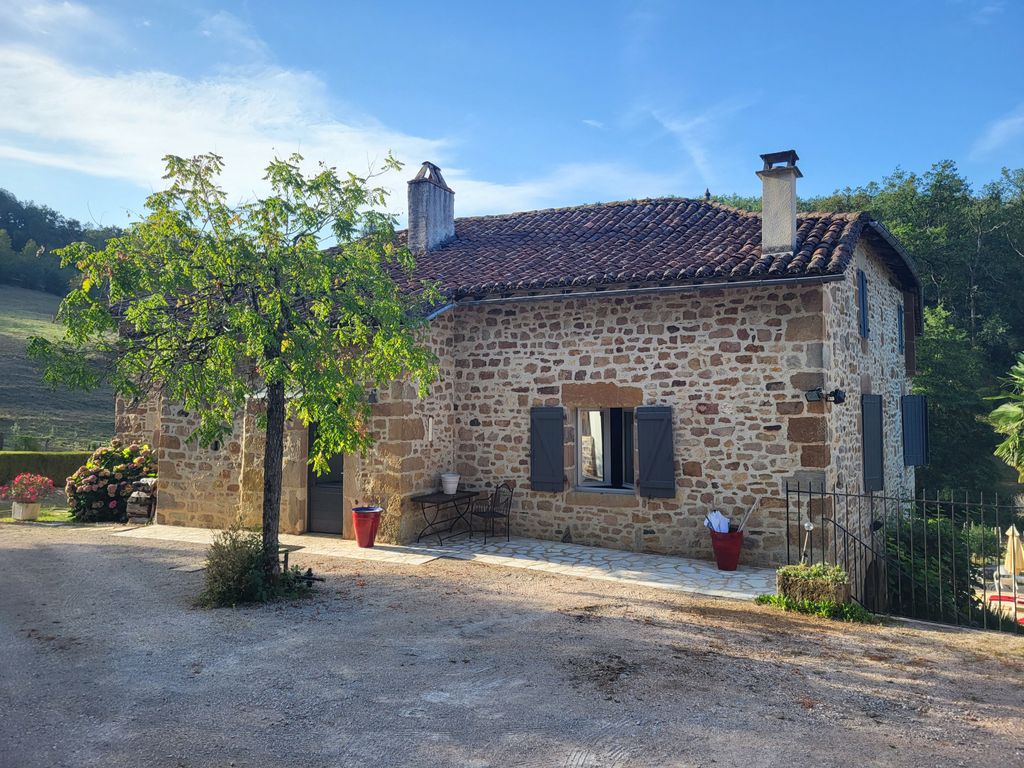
861 394 884 492
897 302 905 353
857 269 870 338
636 406 675 498
530 406 564 492
901 394 929 467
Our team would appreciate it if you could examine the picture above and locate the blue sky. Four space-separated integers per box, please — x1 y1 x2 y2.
1 0 1022 228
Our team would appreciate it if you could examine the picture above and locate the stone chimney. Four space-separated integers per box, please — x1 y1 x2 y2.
756 150 802 254
407 162 454 253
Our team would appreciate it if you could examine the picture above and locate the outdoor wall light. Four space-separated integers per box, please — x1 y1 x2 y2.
803 387 847 404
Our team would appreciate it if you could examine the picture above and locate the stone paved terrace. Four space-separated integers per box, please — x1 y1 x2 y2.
115 526 776 601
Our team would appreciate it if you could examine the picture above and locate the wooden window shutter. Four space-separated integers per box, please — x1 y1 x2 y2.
636 406 676 498
897 302 905 354
902 296 917 375
901 394 929 467
861 394 884 492
530 406 564 492
857 269 870 339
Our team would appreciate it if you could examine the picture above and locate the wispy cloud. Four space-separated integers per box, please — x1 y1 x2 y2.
581 119 604 130
198 10 269 62
3 0 118 44
969 0 1006 25
970 105 1024 158
648 101 752 187
0 1 700 220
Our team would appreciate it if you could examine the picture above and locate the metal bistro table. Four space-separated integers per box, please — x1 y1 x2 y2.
412 490 479 545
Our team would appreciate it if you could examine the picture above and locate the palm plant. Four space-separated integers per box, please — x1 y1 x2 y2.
990 353 1024 481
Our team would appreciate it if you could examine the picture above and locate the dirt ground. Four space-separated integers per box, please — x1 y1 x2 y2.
1 525 1022 768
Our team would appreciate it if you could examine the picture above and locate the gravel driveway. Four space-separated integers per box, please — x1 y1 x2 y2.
1 524 1022 767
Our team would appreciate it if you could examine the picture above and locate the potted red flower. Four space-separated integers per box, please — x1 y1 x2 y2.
1 473 54 521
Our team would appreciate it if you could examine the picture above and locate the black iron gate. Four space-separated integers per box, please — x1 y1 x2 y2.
785 482 1023 634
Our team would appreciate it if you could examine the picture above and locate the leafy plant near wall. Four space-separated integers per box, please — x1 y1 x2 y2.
884 515 974 624
755 594 879 624
197 523 311 608
65 439 155 522
989 352 1024 482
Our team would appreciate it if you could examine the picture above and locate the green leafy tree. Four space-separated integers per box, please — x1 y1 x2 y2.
990 353 1024 482
912 305 1001 491
30 153 439 577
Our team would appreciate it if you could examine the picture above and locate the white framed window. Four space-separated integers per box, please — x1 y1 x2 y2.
576 407 635 490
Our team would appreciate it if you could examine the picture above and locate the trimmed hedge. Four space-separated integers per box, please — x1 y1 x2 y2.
0 451 92 485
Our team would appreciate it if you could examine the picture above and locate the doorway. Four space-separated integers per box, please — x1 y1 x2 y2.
307 424 344 534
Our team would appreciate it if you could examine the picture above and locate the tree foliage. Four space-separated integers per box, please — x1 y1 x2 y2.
990 353 1024 482
912 306 1001 491
30 152 439 575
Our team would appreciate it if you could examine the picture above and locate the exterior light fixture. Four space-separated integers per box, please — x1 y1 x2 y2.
803 388 847 404
827 389 847 404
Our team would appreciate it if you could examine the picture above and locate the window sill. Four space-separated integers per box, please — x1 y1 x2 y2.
574 486 635 496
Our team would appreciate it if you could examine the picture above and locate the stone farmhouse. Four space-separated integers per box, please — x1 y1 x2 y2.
118 151 928 566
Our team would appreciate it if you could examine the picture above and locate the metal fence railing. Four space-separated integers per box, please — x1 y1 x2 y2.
785 482 1023 634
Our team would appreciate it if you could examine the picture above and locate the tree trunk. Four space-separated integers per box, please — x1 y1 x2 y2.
262 379 286 577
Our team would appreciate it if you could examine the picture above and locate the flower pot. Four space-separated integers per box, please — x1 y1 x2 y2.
710 529 743 571
352 506 383 548
12 502 41 521
440 472 460 495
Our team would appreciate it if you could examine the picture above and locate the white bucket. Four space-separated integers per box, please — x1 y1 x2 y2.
440 472 460 495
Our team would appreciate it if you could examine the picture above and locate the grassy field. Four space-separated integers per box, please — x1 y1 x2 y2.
0 285 113 450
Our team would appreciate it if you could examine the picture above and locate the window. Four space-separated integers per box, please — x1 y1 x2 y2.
857 269 870 339
577 407 634 490
897 302 905 354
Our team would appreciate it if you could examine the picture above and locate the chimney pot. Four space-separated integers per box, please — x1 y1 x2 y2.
756 149 801 254
407 161 454 253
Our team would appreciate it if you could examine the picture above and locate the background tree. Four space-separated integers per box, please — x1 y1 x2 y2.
30 153 439 577
0 188 119 295
912 306 1001 491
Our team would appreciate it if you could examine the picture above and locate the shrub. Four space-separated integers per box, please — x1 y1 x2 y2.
776 562 851 603
197 524 312 608
65 439 156 522
0 473 54 504
756 594 879 624
0 451 92 485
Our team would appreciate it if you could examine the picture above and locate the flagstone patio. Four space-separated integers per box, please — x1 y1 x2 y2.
115 525 776 601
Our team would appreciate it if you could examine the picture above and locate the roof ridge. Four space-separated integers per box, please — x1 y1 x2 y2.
444 196 751 225
428 199 870 228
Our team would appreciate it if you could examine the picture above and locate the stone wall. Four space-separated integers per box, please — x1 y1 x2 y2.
116 395 308 532
115 248 914 567
344 315 458 542
442 285 831 565
825 242 915 499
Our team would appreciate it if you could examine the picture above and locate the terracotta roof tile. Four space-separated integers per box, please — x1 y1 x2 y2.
396 198 879 300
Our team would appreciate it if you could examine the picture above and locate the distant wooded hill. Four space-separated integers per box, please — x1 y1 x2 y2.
0 188 120 296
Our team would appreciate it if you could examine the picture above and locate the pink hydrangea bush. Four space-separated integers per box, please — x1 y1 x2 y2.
66 439 157 522
0 473 54 504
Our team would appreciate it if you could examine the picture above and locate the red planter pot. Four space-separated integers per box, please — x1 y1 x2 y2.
710 529 743 571
352 506 384 548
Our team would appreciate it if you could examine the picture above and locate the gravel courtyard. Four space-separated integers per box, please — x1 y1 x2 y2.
1 525 1022 768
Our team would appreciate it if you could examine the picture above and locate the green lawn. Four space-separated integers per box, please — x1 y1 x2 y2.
0 503 74 523
0 285 114 450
